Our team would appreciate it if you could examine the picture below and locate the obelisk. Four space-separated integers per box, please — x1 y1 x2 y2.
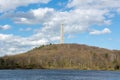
60 24 64 44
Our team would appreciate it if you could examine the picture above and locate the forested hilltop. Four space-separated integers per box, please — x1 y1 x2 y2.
0 44 120 70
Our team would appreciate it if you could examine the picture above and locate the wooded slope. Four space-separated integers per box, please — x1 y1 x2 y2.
0 44 120 70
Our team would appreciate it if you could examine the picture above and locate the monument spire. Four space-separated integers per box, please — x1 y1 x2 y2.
60 24 64 44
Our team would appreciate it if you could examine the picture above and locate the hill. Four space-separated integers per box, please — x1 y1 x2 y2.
0 44 120 70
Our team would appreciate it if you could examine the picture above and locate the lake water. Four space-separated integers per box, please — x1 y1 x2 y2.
0 69 120 80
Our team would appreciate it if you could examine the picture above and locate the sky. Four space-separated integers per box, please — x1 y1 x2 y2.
0 0 120 56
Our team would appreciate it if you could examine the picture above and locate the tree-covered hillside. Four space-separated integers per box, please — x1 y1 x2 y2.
0 44 120 70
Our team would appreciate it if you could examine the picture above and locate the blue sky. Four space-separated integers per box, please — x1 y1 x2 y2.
0 0 120 56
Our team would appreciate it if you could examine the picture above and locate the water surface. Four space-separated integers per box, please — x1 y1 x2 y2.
0 69 120 80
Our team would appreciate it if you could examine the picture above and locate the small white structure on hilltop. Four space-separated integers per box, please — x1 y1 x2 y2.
60 24 64 44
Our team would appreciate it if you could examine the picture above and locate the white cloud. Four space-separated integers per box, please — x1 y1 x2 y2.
67 0 120 10
67 35 76 39
0 25 11 30
17 18 31 24
13 8 55 24
0 34 13 40
0 0 50 13
0 33 48 56
89 28 111 35
0 31 60 56
117 8 120 13
19 28 32 32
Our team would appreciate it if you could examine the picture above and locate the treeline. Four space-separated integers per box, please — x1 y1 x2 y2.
0 44 120 70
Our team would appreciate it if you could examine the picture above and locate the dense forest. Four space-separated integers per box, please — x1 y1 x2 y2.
0 44 120 70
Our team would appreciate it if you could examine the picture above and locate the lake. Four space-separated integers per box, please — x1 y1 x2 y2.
0 69 120 80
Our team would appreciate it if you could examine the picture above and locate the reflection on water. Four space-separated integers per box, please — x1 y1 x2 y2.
0 69 120 80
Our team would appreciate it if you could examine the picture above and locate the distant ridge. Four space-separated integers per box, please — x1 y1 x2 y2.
0 44 120 70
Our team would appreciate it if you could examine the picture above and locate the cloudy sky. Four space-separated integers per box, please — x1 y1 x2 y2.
0 0 120 56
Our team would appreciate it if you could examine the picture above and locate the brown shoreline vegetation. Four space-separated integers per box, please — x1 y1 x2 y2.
0 44 120 70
